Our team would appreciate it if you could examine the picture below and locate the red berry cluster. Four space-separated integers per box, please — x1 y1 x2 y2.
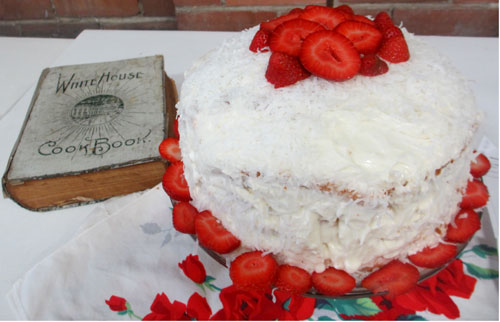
159 116 490 297
249 5 410 88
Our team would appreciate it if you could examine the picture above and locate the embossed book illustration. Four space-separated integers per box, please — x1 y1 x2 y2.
3 56 178 211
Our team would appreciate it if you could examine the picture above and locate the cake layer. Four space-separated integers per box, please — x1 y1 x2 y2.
177 26 481 275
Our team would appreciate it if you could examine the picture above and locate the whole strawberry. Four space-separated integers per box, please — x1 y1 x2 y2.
378 35 410 63
265 52 311 88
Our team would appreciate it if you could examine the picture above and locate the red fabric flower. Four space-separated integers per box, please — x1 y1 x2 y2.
395 259 476 319
276 292 316 321
105 295 127 312
341 259 478 320
211 286 284 320
178 254 207 284
187 292 212 320
143 293 189 321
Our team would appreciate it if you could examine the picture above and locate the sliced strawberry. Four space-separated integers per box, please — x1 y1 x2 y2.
194 210 240 254
311 267 356 296
173 118 179 138
374 11 393 32
409 243 457 268
288 8 304 15
172 201 199 234
269 18 325 57
470 153 491 178
359 54 388 76
265 52 311 88
260 11 302 33
383 25 403 40
460 179 489 209
229 251 278 291
445 209 481 243
351 15 376 27
249 29 271 53
299 6 348 30
335 21 383 54
159 137 181 162
361 260 419 298
335 4 354 16
162 161 191 202
275 264 312 295
300 30 361 81
378 35 410 63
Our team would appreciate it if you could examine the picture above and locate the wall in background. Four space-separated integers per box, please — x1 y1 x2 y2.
0 0 498 38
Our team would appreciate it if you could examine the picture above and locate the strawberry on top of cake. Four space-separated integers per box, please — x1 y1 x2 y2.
161 5 489 298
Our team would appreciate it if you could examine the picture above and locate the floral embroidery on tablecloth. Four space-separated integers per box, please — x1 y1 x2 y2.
105 244 498 320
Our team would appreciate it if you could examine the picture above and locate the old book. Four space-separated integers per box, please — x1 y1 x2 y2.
2 55 178 211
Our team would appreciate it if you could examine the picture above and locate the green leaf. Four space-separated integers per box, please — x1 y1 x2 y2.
283 298 291 311
471 244 498 258
397 314 427 320
318 315 336 321
464 262 499 279
315 298 381 316
205 275 216 283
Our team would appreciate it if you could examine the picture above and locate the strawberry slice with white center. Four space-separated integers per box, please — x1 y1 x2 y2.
158 137 181 162
470 153 491 178
275 264 312 295
194 210 240 254
162 161 191 202
269 18 325 57
445 209 481 243
460 179 489 209
229 251 278 291
249 29 271 53
361 260 419 299
299 30 361 81
172 201 199 234
311 267 356 296
260 11 302 33
299 5 348 30
408 243 458 268
335 20 383 54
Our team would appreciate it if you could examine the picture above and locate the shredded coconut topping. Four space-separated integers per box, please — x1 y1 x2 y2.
177 26 482 276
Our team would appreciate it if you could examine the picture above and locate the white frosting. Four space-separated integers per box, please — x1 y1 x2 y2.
177 26 482 276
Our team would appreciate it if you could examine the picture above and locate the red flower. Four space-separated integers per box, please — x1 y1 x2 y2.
143 293 189 321
395 259 476 319
341 259 477 320
187 292 212 320
105 295 127 312
179 254 206 284
274 290 316 321
211 286 284 320
211 286 316 320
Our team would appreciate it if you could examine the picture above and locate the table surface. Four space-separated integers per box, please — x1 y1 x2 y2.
0 30 498 320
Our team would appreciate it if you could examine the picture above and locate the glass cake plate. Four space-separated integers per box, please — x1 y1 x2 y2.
189 208 484 299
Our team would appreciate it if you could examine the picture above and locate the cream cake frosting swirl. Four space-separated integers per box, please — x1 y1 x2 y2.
177 26 482 276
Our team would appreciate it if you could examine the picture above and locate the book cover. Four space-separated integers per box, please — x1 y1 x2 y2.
3 55 177 211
